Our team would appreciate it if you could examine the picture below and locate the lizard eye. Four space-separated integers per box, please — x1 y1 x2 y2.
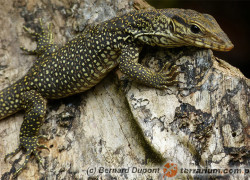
190 25 201 34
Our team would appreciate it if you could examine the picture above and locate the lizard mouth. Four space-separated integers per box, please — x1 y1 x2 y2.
210 36 234 52
221 43 234 51
210 42 234 52
194 40 234 52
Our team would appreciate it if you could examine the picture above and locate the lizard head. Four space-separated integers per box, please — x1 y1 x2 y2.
135 9 234 52
166 9 234 51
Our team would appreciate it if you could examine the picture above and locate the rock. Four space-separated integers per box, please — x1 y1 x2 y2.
0 0 249 179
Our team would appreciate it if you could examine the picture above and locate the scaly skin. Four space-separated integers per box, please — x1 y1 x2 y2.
0 9 233 177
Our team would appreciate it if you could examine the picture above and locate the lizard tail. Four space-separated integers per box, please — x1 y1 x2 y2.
0 81 23 120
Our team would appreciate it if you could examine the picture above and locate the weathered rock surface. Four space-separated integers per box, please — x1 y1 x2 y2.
0 0 249 179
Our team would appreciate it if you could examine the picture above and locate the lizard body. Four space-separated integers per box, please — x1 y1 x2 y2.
0 9 233 177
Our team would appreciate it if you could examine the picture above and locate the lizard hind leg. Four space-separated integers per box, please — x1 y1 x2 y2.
20 18 58 58
4 90 48 177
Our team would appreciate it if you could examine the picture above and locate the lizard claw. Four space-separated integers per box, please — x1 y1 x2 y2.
20 19 57 57
20 46 38 54
12 152 32 178
152 63 181 88
38 135 48 140
37 143 50 151
159 63 181 78
33 150 45 168
23 26 39 37
159 62 171 73
5 135 48 177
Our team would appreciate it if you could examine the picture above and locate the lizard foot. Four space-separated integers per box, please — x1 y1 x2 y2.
20 18 57 57
153 62 181 88
4 135 49 177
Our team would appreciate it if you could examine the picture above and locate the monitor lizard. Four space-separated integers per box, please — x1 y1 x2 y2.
0 8 233 177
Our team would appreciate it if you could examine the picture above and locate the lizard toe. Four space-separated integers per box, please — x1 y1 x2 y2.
37 143 50 151
12 152 31 178
4 145 22 162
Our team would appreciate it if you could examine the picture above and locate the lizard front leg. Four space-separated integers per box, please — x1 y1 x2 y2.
118 44 180 89
20 19 58 58
4 90 48 177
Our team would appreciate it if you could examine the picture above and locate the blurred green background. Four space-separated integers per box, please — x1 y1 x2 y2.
146 0 250 78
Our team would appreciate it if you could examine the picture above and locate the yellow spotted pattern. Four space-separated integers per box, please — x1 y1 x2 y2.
1 9 233 177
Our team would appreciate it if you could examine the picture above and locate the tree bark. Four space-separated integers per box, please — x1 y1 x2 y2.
0 0 249 179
